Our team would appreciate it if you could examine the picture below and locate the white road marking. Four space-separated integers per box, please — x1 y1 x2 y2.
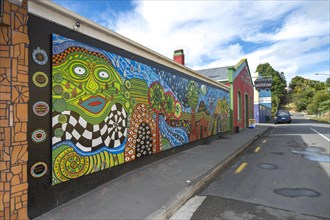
269 134 303 136
169 195 206 220
310 128 330 142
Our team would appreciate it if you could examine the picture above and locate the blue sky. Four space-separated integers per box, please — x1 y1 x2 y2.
52 0 330 83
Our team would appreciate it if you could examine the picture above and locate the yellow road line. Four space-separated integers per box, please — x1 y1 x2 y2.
254 147 261 153
235 162 247 174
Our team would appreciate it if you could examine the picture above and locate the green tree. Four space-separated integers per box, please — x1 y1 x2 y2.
148 81 165 153
220 97 230 132
294 88 315 111
326 77 330 87
289 76 307 93
289 76 327 112
319 100 330 112
307 91 330 114
186 80 200 141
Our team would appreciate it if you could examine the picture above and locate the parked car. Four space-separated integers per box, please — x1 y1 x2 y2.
275 110 292 124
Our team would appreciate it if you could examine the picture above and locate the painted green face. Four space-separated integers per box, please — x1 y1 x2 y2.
53 51 122 118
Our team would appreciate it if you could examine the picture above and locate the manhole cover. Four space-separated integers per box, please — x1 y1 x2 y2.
257 163 278 170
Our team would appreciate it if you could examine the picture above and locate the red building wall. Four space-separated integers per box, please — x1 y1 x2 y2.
232 62 254 130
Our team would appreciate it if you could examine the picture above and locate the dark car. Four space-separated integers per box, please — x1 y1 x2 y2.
275 110 292 124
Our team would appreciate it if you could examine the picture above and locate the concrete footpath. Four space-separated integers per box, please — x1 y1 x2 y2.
36 124 271 220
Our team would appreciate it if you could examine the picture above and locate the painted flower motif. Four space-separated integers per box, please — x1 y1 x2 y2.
174 100 182 119
200 84 208 95
32 47 48 65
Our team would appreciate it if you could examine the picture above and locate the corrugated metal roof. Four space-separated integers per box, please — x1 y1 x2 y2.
196 67 230 82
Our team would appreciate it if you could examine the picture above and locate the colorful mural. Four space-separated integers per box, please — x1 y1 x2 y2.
52 34 230 185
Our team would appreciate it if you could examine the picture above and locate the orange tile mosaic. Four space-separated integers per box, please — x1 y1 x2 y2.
13 44 23 59
13 13 25 29
11 183 27 194
17 73 28 83
0 49 9 57
24 47 28 65
0 162 6 171
14 133 25 142
0 93 11 101
0 1 29 219
0 26 10 44
12 59 18 78
0 119 9 127
0 85 11 93
11 31 28 45
12 85 29 103
18 7 28 15
3 192 9 203
0 109 7 118
17 207 27 219
10 2 18 11
11 191 22 198
6 172 13 181
17 64 28 72
22 164 27 183
15 104 27 122
14 123 21 133
0 57 11 67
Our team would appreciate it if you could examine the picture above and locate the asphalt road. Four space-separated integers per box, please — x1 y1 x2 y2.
171 114 330 219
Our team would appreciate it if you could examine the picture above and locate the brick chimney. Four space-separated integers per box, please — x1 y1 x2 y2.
173 49 185 65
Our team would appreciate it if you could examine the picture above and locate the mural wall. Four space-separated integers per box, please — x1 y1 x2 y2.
51 34 230 185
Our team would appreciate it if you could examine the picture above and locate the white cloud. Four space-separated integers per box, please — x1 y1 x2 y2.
196 44 245 70
244 36 329 84
59 0 329 84
273 3 330 41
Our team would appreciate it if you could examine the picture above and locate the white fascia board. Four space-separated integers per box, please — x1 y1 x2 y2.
217 80 229 83
9 0 22 6
28 0 229 91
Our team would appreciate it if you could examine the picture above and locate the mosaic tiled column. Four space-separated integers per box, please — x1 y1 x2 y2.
0 0 29 219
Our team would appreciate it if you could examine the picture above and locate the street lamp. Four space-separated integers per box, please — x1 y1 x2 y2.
315 73 330 76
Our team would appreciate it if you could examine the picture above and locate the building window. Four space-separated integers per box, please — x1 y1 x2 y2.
250 96 253 118
238 91 241 120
